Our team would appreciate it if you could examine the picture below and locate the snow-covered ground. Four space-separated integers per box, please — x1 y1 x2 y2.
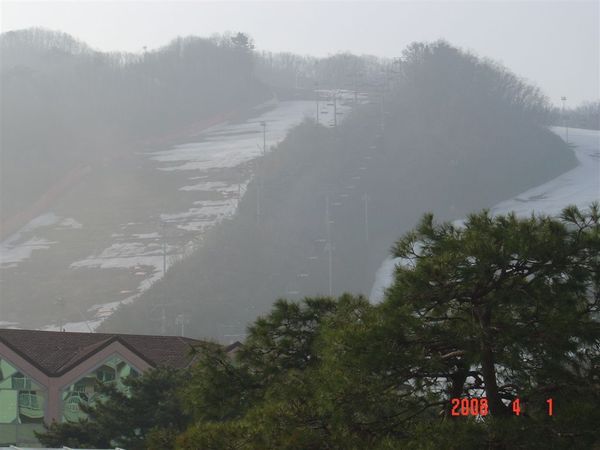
152 101 318 173
61 92 363 332
369 127 600 303
0 91 366 331
0 213 82 269
491 127 599 216
150 92 363 176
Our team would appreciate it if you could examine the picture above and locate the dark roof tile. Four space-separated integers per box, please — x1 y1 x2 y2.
0 329 204 376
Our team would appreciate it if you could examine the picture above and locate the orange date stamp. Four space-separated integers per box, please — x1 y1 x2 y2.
450 398 554 416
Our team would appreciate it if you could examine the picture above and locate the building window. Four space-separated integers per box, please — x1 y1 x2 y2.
0 358 46 426
61 354 139 422
96 365 116 383
11 375 32 391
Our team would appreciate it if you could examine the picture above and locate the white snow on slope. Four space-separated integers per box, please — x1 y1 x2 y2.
51 93 363 332
0 213 61 268
179 181 233 192
0 238 58 269
70 242 167 271
369 127 600 303
491 127 599 216
369 257 403 304
150 98 354 172
58 218 83 229
1 214 85 268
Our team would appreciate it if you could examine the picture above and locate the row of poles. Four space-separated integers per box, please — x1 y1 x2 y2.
51 81 387 337
151 81 384 336
151 88 572 337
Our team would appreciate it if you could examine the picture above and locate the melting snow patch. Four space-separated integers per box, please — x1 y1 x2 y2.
0 213 85 268
179 181 231 191
370 127 600 303
131 232 161 239
22 212 61 231
1 237 57 268
369 257 402 303
58 218 83 229
150 101 326 172
41 96 364 331
160 199 239 232
492 127 599 217
70 242 167 270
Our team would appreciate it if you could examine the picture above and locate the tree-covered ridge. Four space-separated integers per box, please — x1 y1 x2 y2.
39 204 600 449
397 41 550 124
559 101 600 131
0 28 268 219
0 33 569 224
0 28 264 133
102 40 575 339
175 205 598 449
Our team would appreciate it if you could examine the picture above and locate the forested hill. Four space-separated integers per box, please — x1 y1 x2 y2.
0 28 270 223
101 41 576 340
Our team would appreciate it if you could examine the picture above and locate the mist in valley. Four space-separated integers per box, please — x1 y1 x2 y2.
0 2 598 342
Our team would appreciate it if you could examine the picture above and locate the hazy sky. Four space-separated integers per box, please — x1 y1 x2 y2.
2 1 598 105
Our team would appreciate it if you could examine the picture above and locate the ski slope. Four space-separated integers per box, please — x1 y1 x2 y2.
370 127 600 303
0 92 364 332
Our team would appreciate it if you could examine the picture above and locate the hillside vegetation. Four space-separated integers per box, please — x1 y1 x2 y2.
40 205 600 449
102 41 576 340
0 28 268 223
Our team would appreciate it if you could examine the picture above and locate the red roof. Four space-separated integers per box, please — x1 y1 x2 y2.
0 329 205 376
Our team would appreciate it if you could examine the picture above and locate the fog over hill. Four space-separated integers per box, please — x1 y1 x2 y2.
99 42 577 340
0 28 389 330
2 2 599 447
0 28 269 223
0 30 585 338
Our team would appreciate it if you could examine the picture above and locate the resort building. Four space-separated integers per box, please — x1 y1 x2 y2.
0 329 207 447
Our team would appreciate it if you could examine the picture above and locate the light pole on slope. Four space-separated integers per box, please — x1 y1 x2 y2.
561 96 569 143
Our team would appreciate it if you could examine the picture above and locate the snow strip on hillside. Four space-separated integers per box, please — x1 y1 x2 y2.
369 127 600 303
